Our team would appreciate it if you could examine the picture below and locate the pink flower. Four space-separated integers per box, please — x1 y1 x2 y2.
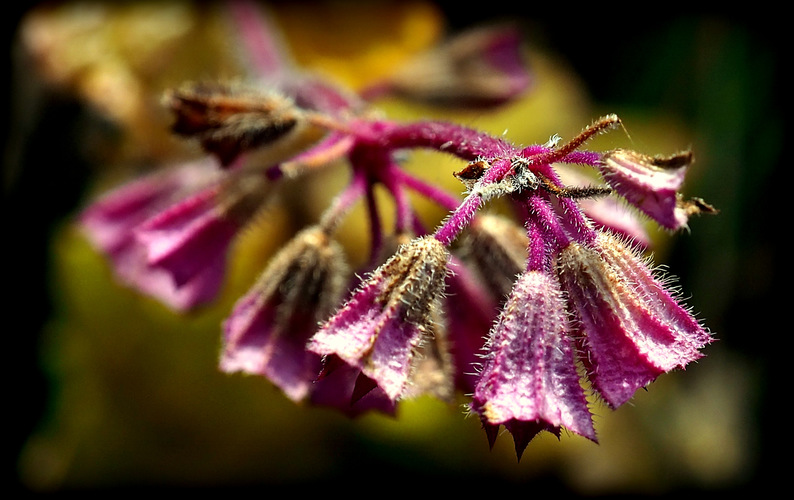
471 271 597 458
308 236 450 401
220 226 348 402
79 159 228 310
557 233 713 408
600 149 716 231
135 171 271 288
75 2 718 459
80 160 217 259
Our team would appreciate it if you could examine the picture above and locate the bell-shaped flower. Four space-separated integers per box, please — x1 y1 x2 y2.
556 233 712 408
600 149 716 231
308 236 450 401
79 159 226 310
309 355 397 417
471 270 596 458
135 172 271 289
220 226 349 402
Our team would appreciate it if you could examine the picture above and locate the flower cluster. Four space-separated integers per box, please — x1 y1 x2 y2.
78 1 715 458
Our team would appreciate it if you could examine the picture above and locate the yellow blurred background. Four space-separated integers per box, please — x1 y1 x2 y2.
5 1 781 494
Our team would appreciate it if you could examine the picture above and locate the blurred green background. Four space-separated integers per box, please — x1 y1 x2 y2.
5 1 782 494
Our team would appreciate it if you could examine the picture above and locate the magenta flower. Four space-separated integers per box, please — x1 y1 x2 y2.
307 236 450 402
134 171 271 288
557 232 712 408
79 159 229 310
600 149 714 231
221 226 348 402
471 270 597 458
77 1 717 458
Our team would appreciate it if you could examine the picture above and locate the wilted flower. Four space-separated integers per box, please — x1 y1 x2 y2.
75 0 716 459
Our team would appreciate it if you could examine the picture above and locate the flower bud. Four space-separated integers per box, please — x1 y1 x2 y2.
164 81 324 166
600 149 716 230
381 25 531 107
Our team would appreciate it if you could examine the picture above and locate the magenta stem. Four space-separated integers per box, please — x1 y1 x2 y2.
559 150 602 167
533 162 598 246
353 119 515 162
433 193 482 247
432 157 515 247
389 168 462 212
379 163 414 234
318 169 367 233
364 180 384 267
524 218 546 273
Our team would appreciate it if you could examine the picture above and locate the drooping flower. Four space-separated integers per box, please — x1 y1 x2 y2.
135 170 272 289
471 270 597 459
557 232 712 408
70 1 717 459
221 226 349 402
307 236 450 402
79 158 228 310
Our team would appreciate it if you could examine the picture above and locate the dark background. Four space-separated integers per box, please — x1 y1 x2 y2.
5 1 784 493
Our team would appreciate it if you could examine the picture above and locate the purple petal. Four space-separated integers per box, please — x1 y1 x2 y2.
557 235 712 407
107 238 226 311
221 289 323 402
309 356 397 417
79 159 218 257
600 149 708 230
135 183 236 286
221 226 349 402
79 160 225 310
308 236 449 401
471 271 597 442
